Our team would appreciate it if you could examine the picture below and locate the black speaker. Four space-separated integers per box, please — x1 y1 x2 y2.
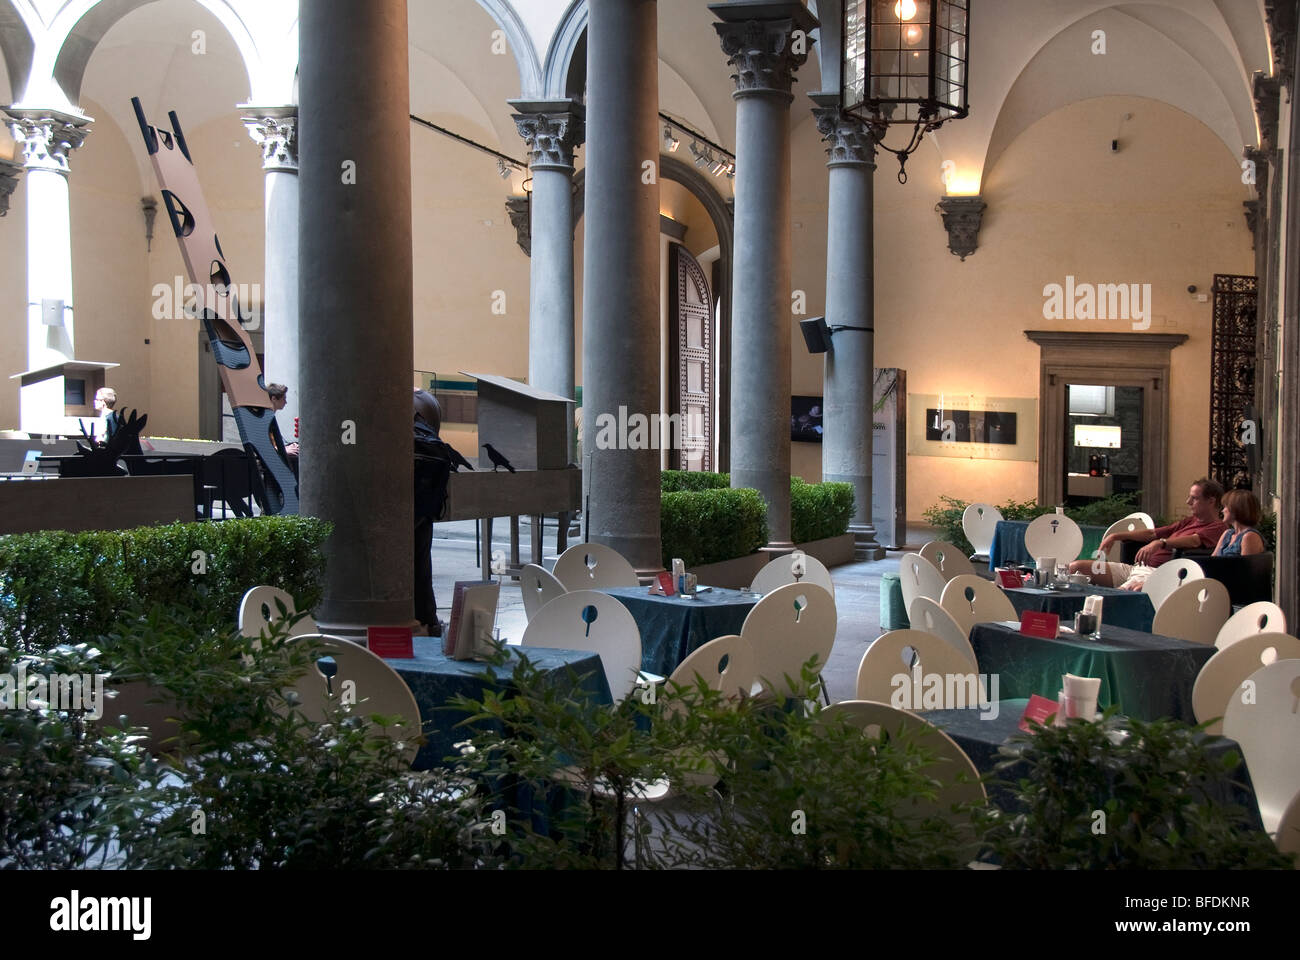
799 316 832 354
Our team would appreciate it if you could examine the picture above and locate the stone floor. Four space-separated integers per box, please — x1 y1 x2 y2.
428 518 936 704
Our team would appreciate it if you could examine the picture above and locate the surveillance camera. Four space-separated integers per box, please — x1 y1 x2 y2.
1187 284 1197 294
1111 139 1119 152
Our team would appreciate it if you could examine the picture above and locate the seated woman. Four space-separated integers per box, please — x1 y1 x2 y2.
1212 489 1266 557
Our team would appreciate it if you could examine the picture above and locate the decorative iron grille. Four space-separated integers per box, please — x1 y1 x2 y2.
1209 274 1258 491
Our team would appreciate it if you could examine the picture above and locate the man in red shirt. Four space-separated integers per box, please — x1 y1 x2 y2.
1070 477 1228 589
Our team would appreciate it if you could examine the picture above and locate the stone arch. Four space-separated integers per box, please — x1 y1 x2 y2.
47 0 261 105
0 0 36 100
542 0 585 99
572 153 736 468
473 0 544 97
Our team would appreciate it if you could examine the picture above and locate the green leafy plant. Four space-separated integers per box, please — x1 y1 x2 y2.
981 710 1291 869
660 469 731 493
0 516 331 653
791 478 855 543
660 487 768 568
1258 511 1276 551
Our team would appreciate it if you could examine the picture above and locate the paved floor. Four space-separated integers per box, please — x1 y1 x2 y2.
428 519 936 704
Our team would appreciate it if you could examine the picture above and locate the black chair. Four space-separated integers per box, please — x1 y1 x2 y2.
1174 549 1274 607
201 448 258 519
122 455 209 519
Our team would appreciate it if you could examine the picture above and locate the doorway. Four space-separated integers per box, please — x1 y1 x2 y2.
668 243 713 470
1063 384 1143 505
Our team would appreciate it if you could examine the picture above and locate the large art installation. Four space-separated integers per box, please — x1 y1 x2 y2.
131 98 298 514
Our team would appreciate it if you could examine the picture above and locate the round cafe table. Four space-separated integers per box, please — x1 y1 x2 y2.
599 585 759 678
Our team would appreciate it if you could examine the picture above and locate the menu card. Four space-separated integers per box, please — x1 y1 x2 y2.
996 568 1024 589
368 625 413 659
1019 610 1060 639
1019 694 1060 733
650 571 677 596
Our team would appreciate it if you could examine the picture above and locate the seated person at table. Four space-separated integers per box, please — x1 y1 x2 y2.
1068 478 1227 589
1212 488 1266 557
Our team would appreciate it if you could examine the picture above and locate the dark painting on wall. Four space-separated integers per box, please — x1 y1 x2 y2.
792 395 823 442
924 408 1017 445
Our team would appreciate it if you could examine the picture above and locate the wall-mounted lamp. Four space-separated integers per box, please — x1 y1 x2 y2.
141 195 158 251
799 315 873 354
935 195 986 260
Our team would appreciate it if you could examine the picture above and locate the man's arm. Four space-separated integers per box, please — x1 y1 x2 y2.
1099 526 1160 553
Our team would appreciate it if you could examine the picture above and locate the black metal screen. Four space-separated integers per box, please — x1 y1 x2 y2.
1209 274 1258 490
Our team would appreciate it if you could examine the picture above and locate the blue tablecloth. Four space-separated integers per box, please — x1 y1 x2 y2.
968 621 1215 723
1003 584 1155 632
601 586 758 678
920 698 1260 824
987 519 1107 571
385 638 611 770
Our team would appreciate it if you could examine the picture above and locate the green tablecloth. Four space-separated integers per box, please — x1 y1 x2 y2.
386 638 611 770
968 622 1214 723
987 519 1107 571
1004 584 1155 632
601 585 758 677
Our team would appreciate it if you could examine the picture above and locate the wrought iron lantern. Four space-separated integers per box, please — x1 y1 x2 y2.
842 0 970 181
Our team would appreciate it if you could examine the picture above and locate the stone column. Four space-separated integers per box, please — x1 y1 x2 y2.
711 2 816 548
581 0 661 575
511 100 584 458
243 107 300 436
811 97 884 561
298 0 415 637
5 108 91 431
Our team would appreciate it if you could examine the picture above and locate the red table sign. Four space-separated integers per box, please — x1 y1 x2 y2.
368 625 414 659
1019 610 1060 639
651 571 677 596
996 568 1024 589
1019 694 1061 733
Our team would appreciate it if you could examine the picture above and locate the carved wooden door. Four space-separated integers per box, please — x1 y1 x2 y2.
669 243 713 471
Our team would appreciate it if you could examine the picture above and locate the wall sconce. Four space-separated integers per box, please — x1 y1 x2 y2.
935 195 985 260
141 195 158 251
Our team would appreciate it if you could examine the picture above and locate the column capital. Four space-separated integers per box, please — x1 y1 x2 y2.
810 100 879 169
504 194 531 255
0 157 21 216
241 106 298 172
509 100 585 172
935 195 986 261
1264 0 1296 90
710 2 818 101
4 107 92 175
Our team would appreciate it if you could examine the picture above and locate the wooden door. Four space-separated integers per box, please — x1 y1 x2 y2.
669 244 713 471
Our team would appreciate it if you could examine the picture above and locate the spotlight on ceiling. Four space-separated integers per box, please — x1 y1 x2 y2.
497 158 511 179
664 124 681 152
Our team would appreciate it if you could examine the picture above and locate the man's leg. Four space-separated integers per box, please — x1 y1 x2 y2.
1069 558 1129 587
414 517 440 635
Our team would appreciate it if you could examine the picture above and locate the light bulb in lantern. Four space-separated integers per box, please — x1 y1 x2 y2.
895 0 917 21
904 23 923 45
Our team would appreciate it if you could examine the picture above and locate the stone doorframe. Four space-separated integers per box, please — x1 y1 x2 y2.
1026 331 1188 520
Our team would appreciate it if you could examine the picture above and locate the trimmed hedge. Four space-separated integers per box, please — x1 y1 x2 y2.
661 488 768 568
0 516 331 653
660 469 731 493
791 478 855 544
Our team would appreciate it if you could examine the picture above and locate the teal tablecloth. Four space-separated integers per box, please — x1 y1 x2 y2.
988 519 1107 572
920 698 1260 824
1003 584 1155 632
601 586 758 677
968 622 1214 723
385 638 611 770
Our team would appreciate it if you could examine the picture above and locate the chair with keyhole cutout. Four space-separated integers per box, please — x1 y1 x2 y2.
1142 558 1204 612
1275 790 1300 863
552 542 639 590
749 551 835 599
962 503 1002 563
520 563 566 622
666 634 756 703
855 629 984 708
1151 578 1230 646
521 589 646 703
939 574 1017 640
817 700 987 831
740 582 837 699
1023 513 1084 569
1192 632 1300 735
238 585 317 646
1223 659 1300 836
1216 602 1288 650
907 596 980 666
284 633 423 767
1100 514 1154 561
899 553 946 618
919 541 977 582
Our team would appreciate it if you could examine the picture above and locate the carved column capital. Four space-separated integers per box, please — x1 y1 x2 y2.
1253 73 1281 150
4 108 91 176
811 104 878 168
0 157 21 216
242 108 298 172
935 195 986 261
510 104 585 172
710 3 817 101
1265 0 1297 90
504 194 530 256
